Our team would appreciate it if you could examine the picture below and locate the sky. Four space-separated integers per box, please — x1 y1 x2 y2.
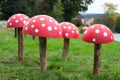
85 0 120 13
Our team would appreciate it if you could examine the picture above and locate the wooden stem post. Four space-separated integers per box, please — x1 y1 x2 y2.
32 36 35 40
15 28 18 38
39 37 47 72
62 38 69 61
18 28 24 62
93 44 102 75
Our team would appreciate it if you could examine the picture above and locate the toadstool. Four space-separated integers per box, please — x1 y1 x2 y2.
82 24 114 75
22 15 62 72
59 22 80 61
6 13 29 62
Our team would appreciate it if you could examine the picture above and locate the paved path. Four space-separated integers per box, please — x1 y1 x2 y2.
114 34 120 42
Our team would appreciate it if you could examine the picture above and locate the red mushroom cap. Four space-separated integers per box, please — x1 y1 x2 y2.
82 24 114 44
22 15 62 38
7 13 29 28
59 22 80 38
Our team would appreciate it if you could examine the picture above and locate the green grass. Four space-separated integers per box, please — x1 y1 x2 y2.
0 28 120 80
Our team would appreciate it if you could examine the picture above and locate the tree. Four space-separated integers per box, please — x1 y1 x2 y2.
93 18 103 24
104 3 117 15
93 16 115 29
103 2 120 21
103 3 119 29
51 0 64 22
114 16 120 33
103 16 115 29
0 0 33 19
62 0 93 22
0 0 93 21
37 0 93 22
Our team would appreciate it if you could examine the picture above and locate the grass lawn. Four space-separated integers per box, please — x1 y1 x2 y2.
0 28 120 80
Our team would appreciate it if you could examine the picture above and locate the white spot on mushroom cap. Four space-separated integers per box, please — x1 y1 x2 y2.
103 32 108 37
24 17 28 19
31 25 34 28
95 29 100 34
35 29 39 33
63 26 67 29
47 26 52 31
65 33 69 37
101 25 105 28
92 38 96 42
25 27 28 30
20 18 23 20
68 26 71 29
13 16 16 19
73 27 76 30
9 23 12 26
76 31 79 34
34 16 38 18
49 20 53 22
54 27 57 30
111 36 113 39
23 20 27 24
42 24 45 27
84 30 87 34
40 17 45 21
17 14 21 16
15 20 19 23
66 22 69 25
33 20 36 23
72 31 74 33
59 32 62 35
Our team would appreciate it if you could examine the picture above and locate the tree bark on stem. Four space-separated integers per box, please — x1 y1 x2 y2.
93 44 102 75
62 38 69 61
39 37 47 72
18 28 24 62
32 36 35 40
15 28 18 38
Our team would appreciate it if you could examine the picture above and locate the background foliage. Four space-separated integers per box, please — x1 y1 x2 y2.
93 3 120 32
0 0 93 22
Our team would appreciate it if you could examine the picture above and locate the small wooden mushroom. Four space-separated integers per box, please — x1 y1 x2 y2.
59 22 80 61
82 24 114 75
22 15 62 72
6 13 29 62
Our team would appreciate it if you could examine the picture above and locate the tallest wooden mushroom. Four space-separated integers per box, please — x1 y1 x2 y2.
7 13 29 62
82 24 114 75
22 15 62 72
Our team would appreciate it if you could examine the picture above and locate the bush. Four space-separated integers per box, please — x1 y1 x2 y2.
114 16 120 33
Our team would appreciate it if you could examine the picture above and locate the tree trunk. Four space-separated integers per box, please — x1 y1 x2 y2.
15 28 18 38
18 28 24 62
93 44 102 75
62 38 69 61
39 37 47 72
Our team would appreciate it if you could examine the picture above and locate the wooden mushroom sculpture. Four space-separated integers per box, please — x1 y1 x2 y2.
6 13 29 62
22 15 62 72
82 24 114 75
59 22 80 61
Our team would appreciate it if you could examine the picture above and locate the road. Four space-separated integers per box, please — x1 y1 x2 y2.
114 34 120 42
